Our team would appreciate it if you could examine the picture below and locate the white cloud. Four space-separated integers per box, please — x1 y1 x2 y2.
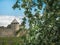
0 16 23 27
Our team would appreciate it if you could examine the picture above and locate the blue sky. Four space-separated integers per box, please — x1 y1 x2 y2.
0 0 24 16
0 0 46 16
0 0 24 27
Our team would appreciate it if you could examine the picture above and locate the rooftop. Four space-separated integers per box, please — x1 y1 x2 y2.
11 19 19 24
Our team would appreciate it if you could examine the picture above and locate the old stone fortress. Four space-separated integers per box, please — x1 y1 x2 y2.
0 19 20 37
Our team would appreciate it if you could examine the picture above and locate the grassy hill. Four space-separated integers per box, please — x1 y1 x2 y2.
0 37 24 45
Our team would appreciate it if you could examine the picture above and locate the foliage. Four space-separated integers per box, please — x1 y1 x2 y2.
13 0 60 45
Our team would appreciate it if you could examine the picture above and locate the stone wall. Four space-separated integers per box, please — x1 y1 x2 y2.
0 27 15 37
0 19 20 37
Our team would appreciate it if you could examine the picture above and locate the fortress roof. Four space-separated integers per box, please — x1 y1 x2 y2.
11 19 19 24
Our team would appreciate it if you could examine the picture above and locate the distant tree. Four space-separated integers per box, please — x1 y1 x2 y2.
13 0 60 45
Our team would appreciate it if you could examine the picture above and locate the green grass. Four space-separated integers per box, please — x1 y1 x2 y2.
0 37 23 45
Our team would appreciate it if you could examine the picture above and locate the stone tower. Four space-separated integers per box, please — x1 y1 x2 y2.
11 19 20 32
